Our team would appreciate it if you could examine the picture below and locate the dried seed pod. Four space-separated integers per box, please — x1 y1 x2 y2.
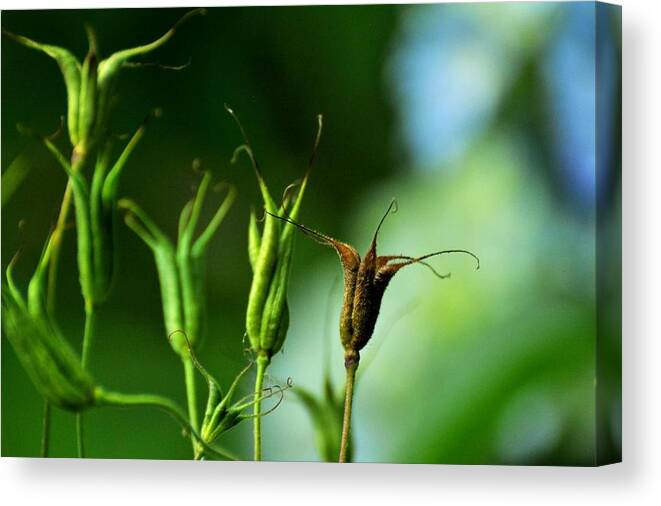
270 200 479 462
269 199 480 364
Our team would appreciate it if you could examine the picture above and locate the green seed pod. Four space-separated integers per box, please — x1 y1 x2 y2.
119 170 235 355
192 357 291 455
2 294 96 411
2 237 95 411
4 9 204 150
245 174 280 353
228 107 323 360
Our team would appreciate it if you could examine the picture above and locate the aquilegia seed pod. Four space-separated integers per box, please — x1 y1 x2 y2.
119 169 236 355
30 110 160 311
270 200 480 366
271 200 479 463
2 235 95 411
3 8 205 155
228 106 323 363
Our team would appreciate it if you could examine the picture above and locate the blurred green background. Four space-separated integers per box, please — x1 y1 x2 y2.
1 3 620 464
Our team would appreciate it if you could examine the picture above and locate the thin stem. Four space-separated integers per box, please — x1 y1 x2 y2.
40 401 51 457
182 356 199 454
47 151 87 315
77 305 96 458
94 388 237 460
45 153 86 458
75 412 84 458
81 305 96 367
253 354 269 461
339 358 358 463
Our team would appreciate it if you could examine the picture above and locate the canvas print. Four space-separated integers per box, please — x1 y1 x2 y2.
1 2 621 465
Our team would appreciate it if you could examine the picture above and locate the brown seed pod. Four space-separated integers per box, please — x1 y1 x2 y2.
268 199 480 365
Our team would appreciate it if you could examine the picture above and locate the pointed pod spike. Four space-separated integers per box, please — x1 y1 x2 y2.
192 182 237 256
3 30 82 145
179 171 212 252
177 199 194 243
84 23 98 56
5 251 26 309
27 230 56 317
117 198 172 250
97 8 205 82
213 363 253 416
102 110 159 206
370 198 398 247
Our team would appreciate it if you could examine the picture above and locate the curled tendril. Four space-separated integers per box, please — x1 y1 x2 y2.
167 329 223 394
234 377 293 418
225 104 262 178
378 255 451 279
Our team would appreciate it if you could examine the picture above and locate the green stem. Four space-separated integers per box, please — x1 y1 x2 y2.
43 154 86 459
77 305 96 458
47 151 87 315
182 356 199 454
339 357 358 463
76 411 84 458
94 388 236 460
41 401 51 457
253 354 269 461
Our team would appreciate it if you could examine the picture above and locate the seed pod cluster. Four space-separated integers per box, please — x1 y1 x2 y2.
119 170 236 355
2 235 95 411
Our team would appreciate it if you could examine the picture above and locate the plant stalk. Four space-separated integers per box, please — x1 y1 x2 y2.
182 355 199 454
43 154 85 459
253 353 269 461
40 401 51 457
76 304 96 458
339 358 358 463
